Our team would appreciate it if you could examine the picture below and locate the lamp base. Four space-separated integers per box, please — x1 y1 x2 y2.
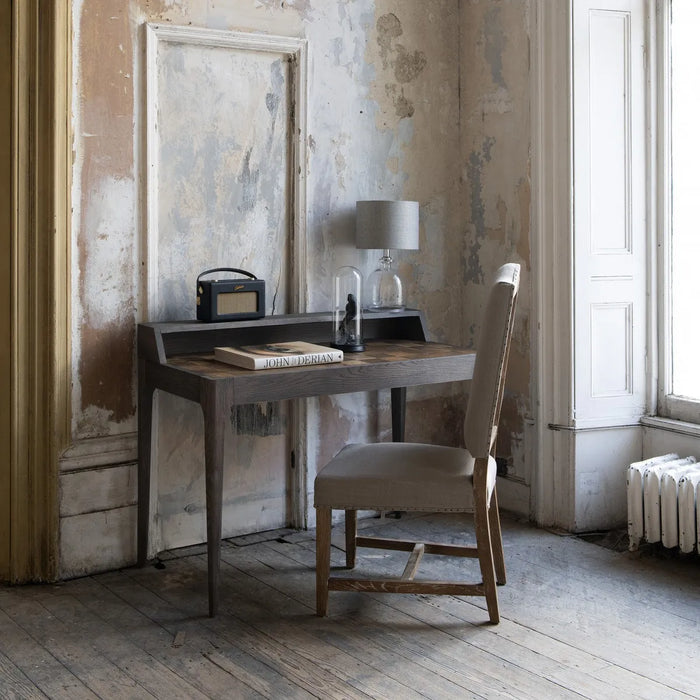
364 305 404 313
366 266 405 312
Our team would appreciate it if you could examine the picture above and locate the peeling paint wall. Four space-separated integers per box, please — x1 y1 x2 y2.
460 0 532 496
73 1 137 434
62 0 535 576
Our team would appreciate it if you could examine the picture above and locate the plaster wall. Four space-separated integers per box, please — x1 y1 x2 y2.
60 0 535 576
459 0 533 501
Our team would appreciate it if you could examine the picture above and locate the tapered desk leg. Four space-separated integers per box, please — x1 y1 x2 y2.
137 360 155 567
202 381 227 617
391 386 406 442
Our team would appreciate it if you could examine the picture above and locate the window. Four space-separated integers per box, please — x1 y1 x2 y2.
658 0 700 422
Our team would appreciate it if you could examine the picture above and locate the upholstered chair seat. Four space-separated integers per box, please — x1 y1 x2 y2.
314 442 497 514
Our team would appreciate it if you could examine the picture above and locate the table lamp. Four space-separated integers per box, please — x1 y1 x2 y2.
356 200 419 312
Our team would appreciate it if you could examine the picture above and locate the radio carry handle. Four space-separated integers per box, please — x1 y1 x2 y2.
197 268 258 284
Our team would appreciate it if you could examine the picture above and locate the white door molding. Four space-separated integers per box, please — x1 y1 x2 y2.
531 0 574 527
143 23 308 319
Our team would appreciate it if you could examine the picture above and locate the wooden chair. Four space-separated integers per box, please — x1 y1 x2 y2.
314 263 520 624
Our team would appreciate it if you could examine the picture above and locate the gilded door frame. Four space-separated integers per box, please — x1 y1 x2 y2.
0 0 11 581
1 0 71 582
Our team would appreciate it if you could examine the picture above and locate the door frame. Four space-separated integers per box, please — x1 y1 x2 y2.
1 0 71 582
531 0 574 528
1 0 11 581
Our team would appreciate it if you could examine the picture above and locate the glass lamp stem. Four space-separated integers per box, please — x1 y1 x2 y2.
379 249 394 270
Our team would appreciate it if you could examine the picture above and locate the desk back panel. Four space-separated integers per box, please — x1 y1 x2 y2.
138 310 429 363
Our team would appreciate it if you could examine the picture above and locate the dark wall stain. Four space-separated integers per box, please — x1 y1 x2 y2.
80 320 136 422
469 137 495 238
396 94 414 120
232 402 286 437
393 44 427 84
238 148 259 213
376 12 403 67
393 89 415 118
406 396 464 448
266 91 280 116
465 241 484 288
495 391 524 462
484 7 507 89
375 11 427 120
463 137 495 285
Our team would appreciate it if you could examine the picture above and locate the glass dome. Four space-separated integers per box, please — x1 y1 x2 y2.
331 266 365 352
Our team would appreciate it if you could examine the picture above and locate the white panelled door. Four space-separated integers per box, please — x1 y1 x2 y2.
572 0 647 428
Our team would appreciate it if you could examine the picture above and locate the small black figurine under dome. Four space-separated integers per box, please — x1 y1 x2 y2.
331 266 365 352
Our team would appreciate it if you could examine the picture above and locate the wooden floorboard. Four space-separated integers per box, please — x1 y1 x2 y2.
0 647 48 700
0 593 155 698
82 570 270 699
0 605 97 700
0 514 698 700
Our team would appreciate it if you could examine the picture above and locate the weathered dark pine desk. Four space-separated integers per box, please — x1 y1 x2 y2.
137 310 475 616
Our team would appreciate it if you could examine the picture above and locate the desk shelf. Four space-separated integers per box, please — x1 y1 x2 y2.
138 309 429 364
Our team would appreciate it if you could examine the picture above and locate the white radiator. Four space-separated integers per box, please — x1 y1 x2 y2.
627 454 700 553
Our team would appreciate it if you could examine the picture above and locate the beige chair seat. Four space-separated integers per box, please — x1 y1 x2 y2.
314 442 497 513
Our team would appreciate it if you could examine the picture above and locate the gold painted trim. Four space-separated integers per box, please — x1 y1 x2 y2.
7 0 71 582
0 1 11 581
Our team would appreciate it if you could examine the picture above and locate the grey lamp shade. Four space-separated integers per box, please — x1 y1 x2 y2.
356 200 420 250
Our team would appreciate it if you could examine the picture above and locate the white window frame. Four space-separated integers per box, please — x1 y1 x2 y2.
654 0 700 424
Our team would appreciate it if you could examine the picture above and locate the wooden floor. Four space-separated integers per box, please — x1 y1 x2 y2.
1 513 698 700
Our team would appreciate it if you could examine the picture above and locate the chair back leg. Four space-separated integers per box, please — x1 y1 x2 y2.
345 509 357 569
489 487 506 585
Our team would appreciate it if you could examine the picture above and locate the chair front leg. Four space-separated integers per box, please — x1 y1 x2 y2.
474 461 499 624
316 506 332 616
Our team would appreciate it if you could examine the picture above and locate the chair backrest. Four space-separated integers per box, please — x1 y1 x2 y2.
463 263 520 460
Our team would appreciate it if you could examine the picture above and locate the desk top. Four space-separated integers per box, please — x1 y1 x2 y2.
166 339 466 378
150 340 475 405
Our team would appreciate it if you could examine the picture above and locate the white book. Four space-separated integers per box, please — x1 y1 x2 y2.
214 341 343 370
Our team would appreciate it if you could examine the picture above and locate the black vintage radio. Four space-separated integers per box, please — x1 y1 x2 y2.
196 268 265 322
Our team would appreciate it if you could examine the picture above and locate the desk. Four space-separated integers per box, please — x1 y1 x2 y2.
137 311 475 615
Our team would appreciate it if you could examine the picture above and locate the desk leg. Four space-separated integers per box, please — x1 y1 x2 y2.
202 381 227 617
137 360 155 567
391 387 406 442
